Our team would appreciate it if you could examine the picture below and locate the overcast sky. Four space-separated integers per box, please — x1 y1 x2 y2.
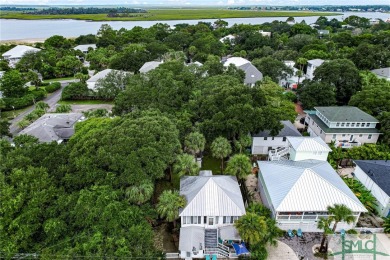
2 0 390 6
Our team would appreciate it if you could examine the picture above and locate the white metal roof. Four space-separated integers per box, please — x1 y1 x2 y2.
180 175 246 217
219 34 236 43
73 44 96 52
139 61 162 73
258 160 367 213
2 45 40 59
287 136 331 152
87 69 114 83
224 57 250 67
179 226 205 252
308 59 325 67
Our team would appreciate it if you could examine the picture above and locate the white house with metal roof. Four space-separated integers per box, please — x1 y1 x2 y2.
353 160 390 217
305 106 380 148
223 57 263 87
2 45 40 68
306 58 324 80
179 170 246 258
257 159 367 232
252 120 302 155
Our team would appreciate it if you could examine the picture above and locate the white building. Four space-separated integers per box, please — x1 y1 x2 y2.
306 59 324 80
73 44 97 54
86 69 119 90
2 45 40 68
353 160 390 217
179 170 245 259
279 61 306 90
257 159 367 232
252 120 302 155
305 106 381 148
223 57 263 87
219 34 236 44
259 30 271 37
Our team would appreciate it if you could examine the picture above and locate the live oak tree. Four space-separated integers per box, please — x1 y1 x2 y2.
0 70 27 98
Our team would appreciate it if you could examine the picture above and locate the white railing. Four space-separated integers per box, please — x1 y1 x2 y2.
354 227 384 233
335 141 361 149
268 147 289 161
166 252 180 259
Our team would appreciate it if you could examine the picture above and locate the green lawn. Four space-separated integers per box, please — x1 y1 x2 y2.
1 107 29 120
58 100 114 105
0 9 340 21
42 77 75 83
201 155 222 174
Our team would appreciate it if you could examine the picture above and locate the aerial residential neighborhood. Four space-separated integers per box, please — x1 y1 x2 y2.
1 4 390 260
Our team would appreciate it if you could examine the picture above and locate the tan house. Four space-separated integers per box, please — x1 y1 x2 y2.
305 106 380 148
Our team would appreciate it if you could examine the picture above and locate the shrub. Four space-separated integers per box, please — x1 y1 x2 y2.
3 89 46 110
55 104 72 113
45 82 61 93
61 82 90 100
17 119 30 129
83 108 108 118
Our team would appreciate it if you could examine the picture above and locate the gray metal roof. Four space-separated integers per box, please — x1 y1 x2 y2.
139 61 162 73
287 136 332 152
253 120 302 138
315 106 379 123
307 59 325 67
18 113 84 143
219 225 241 240
238 63 263 84
371 67 390 78
180 175 246 217
258 160 367 212
354 160 390 196
309 114 380 134
179 226 205 252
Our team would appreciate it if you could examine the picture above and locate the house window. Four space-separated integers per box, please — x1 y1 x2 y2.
351 123 355 127
332 134 336 139
204 216 207 224
272 137 274 140
283 137 286 141
341 123 345 127
357 123 360 127
183 217 186 224
359 134 363 137
264 137 267 140
215 216 219 224
368 134 372 139
336 123 340 127
342 134 346 137
346 123 350 127
361 123 365 127
366 124 370 127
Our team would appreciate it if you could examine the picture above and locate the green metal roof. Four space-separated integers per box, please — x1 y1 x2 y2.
310 114 380 134
314 106 379 123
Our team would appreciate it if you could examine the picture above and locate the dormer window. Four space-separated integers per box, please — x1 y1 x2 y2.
341 123 345 127
346 123 350 127
351 123 355 127
356 123 360 127
361 123 365 127
336 123 340 127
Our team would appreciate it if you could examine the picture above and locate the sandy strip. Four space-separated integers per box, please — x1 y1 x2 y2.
0 38 47 44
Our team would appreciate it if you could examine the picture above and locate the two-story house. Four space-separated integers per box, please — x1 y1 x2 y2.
258 136 367 232
305 106 380 148
179 170 246 259
251 120 302 155
2 45 40 68
306 59 324 80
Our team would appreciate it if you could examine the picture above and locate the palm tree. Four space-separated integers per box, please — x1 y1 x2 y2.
234 212 267 246
328 204 356 233
383 217 390 233
184 131 206 159
225 154 252 180
233 135 251 154
156 190 186 228
125 181 154 205
247 203 272 218
317 217 333 253
296 57 308 73
264 218 283 247
173 153 200 178
211 137 232 174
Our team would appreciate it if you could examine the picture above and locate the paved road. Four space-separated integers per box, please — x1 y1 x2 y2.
9 80 76 135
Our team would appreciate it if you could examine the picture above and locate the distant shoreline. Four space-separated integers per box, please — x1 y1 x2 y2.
0 10 341 21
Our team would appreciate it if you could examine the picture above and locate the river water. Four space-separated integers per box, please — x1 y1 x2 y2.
0 12 389 41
